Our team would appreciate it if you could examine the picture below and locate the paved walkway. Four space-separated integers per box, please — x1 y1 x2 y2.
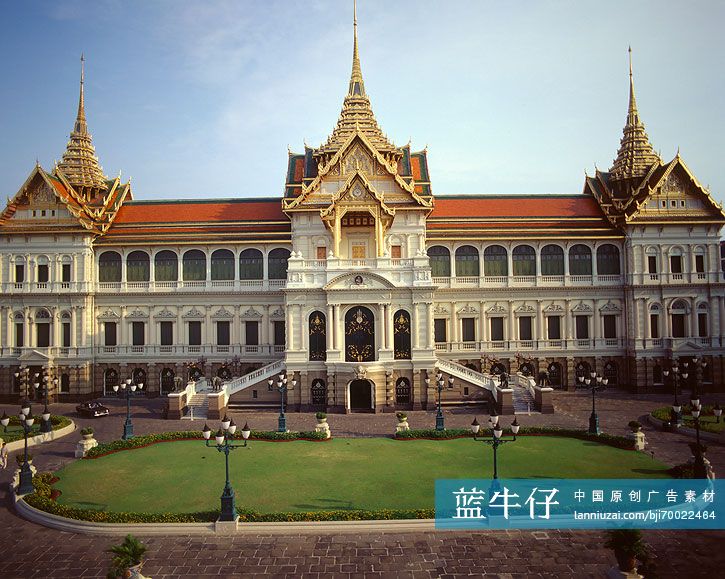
0 390 723 578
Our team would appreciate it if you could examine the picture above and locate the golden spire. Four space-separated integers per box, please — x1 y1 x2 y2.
609 47 661 181
318 0 397 155
57 54 108 193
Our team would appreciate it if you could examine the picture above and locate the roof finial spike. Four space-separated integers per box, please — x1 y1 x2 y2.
76 53 87 132
348 0 365 98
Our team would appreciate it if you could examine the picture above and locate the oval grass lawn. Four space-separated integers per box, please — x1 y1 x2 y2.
53 437 670 514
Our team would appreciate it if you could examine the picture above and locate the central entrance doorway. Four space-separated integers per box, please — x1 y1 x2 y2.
349 379 373 412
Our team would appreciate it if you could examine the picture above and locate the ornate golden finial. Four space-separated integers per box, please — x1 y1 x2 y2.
57 54 108 194
349 0 365 98
609 47 661 182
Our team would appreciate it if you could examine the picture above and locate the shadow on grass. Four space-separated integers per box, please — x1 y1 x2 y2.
291 498 357 511
631 468 670 475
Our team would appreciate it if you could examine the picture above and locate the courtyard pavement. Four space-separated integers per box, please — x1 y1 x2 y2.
0 389 723 578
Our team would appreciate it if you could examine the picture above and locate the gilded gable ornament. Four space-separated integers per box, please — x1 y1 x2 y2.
458 304 478 315
154 308 176 319
126 308 148 319
183 307 205 319
662 172 684 194
599 301 621 313
572 302 593 313
28 181 57 205
270 307 285 319
241 306 262 319
212 307 234 319
516 304 536 313
488 303 507 314
433 304 449 315
97 309 120 320
543 304 564 313
343 146 373 175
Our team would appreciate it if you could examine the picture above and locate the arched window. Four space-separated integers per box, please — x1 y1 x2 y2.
345 306 375 362
512 245 536 276
428 246 451 277
132 368 146 386
395 378 411 405
183 250 206 281
455 246 479 277
154 251 178 282
393 309 411 360
160 368 175 394
268 248 290 280
127 251 150 282
548 362 562 388
35 309 51 347
541 245 564 275
239 248 263 280
569 244 592 275
575 362 591 383
103 368 119 395
211 249 234 280
597 244 621 275
519 362 535 377
604 361 618 386
309 311 326 361
98 251 122 282
311 379 327 407
484 245 508 276
490 363 507 376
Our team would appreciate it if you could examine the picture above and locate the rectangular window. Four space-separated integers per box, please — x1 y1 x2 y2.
37 264 49 283
159 322 173 346
245 321 259 345
434 318 447 343
698 313 708 337
647 255 657 274
274 321 285 346
671 314 686 338
15 323 24 347
217 321 230 346
188 321 202 345
104 322 117 346
670 255 682 274
37 324 50 347
695 255 705 273
62 322 71 347
316 246 327 260
252 389 258 399
547 316 561 340
603 315 617 339
518 316 532 341
650 314 659 339
461 318 475 342
352 244 366 259
391 245 402 259
132 321 145 346
15 264 24 283
653 366 663 385
60 373 70 393
575 315 589 339
490 317 504 341
62 263 71 282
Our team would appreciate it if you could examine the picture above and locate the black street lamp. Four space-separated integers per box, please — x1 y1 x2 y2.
714 404 722 424
202 418 251 521
34 366 55 433
470 414 520 482
14 366 31 402
426 372 454 431
690 400 707 479
579 371 607 434
113 377 144 440
17 402 36 495
268 373 295 433
663 361 683 428
1 412 9 433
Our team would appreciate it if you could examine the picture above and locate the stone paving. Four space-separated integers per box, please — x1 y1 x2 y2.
0 389 723 578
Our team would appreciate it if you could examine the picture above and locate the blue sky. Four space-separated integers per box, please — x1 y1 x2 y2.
1 0 724 206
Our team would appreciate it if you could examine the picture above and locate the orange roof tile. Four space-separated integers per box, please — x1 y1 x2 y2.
112 199 287 225
430 195 606 219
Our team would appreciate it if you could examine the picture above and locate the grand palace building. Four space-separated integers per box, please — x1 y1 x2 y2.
1 16 724 416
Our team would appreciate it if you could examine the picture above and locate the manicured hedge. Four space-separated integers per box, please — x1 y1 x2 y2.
395 426 635 450
25 472 433 523
85 429 328 458
0 415 71 444
651 405 723 434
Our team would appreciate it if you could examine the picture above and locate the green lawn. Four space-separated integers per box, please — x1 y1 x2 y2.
54 437 671 514
652 406 725 433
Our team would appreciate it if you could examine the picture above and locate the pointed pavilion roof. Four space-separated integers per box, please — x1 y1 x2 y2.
57 55 108 193
316 1 398 156
609 47 661 181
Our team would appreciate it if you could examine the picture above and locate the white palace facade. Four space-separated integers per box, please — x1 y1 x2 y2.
1 21 724 415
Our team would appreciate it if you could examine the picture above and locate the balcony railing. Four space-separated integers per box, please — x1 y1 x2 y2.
91 344 286 357
95 280 287 293
430 274 623 288
432 338 627 352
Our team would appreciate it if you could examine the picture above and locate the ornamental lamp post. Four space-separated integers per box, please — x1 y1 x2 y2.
17 403 36 495
470 416 520 485
268 373 294 433
114 377 144 440
430 372 453 431
690 401 707 479
1 412 9 433
15 366 31 402
581 371 605 435
202 419 251 521
714 404 722 423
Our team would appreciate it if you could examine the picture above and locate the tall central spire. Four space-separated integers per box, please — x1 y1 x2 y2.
609 47 661 182
57 54 108 193
318 1 397 155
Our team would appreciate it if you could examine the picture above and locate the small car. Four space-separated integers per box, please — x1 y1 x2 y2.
76 401 110 418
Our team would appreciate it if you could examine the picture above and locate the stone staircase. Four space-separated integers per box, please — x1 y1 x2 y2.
182 391 209 420
511 383 536 414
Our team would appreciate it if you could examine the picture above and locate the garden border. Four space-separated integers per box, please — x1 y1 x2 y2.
646 413 723 444
4 418 75 454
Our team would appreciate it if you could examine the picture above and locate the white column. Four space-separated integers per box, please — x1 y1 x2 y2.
451 304 459 344
301 307 309 352
205 306 213 347
645 301 652 339
53 309 61 348
664 302 672 338
508 303 516 342
593 302 600 343
428 302 435 349
261 306 269 346
333 305 341 350
326 304 334 351
537 301 544 342
379 304 387 349
297 304 304 351
565 302 572 340
690 303 698 338
413 303 420 349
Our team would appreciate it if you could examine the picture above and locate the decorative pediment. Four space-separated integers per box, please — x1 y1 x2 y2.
324 271 395 291
571 302 593 313
434 304 449 315
488 303 507 314
544 303 564 313
599 301 621 313
154 308 176 319
212 306 234 319
515 304 535 313
241 306 262 319
342 145 374 176
183 307 205 319
126 308 148 319
97 308 120 320
457 304 478 315
270 307 286 319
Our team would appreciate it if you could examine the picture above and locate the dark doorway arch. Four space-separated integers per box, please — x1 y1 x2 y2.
103 368 119 396
217 365 232 380
604 361 618 386
345 306 375 362
160 368 175 395
519 362 535 377
311 379 327 411
349 379 373 412
309 311 327 361
393 310 411 360
548 362 562 388
575 362 592 386
490 363 506 376
188 365 203 382
395 378 411 406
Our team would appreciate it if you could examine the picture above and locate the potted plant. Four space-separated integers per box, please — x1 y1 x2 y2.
80 427 94 440
628 420 642 433
604 529 648 573
315 411 327 423
107 534 148 579
396 411 408 423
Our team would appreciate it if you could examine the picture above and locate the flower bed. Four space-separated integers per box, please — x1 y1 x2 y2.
651 405 724 434
395 426 635 450
85 429 329 459
0 415 71 443
25 473 433 523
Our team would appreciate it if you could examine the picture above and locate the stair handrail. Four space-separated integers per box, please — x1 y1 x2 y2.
435 359 495 392
514 372 537 399
222 359 286 402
